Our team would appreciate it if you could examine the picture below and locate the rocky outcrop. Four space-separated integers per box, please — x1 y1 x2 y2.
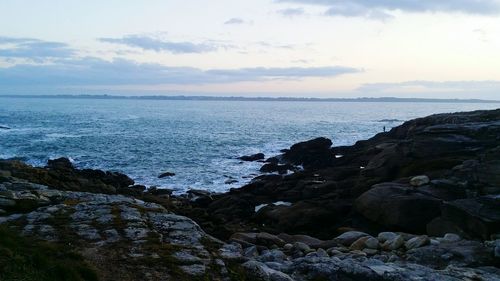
0 157 136 195
179 109 500 241
0 176 231 280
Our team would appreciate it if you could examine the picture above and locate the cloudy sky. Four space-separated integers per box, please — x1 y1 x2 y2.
1 0 500 99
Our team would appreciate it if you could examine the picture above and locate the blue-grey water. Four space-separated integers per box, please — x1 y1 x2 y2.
0 97 499 193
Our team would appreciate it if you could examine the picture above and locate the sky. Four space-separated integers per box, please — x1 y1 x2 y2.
1 0 500 99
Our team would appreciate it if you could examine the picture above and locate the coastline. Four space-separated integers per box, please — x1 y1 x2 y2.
0 108 499 280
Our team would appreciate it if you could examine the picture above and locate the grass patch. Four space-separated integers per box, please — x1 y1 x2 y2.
0 225 98 281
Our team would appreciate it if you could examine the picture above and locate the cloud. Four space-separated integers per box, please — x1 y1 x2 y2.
224 18 246 24
276 0 500 19
98 35 222 54
277 8 305 16
0 57 361 88
0 36 75 60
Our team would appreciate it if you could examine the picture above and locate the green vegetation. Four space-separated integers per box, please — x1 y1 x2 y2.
0 226 98 281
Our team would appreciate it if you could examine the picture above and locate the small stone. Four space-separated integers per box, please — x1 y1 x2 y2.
350 250 367 257
350 236 370 250
440 233 461 243
244 246 259 258
382 235 405 251
377 232 397 243
410 175 430 187
364 237 379 249
283 243 293 251
293 241 311 252
316 248 329 258
328 249 343 256
258 249 286 262
335 231 370 246
405 235 430 249
363 248 378 255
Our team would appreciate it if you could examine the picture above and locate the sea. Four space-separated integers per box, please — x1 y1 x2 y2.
1 97 499 194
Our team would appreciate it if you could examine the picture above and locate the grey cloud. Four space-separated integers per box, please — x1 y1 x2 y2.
0 36 75 60
224 18 245 24
277 8 305 16
276 0 500 18
0 57 361 87
98 35 220 54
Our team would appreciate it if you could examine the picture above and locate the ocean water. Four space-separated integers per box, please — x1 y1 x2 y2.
0 97 499 193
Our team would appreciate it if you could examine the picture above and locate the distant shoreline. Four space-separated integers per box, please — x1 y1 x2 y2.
1 94 500 103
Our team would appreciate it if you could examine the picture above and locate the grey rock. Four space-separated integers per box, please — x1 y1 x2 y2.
439 233 461 243
242 260 294 281
378 232 397 243
405 235 430 249
382 235 405 251
258 249 287 263
219 243 243 260
293 241 311 252
364 237 379 249
335 231 370 246
244 246 259 258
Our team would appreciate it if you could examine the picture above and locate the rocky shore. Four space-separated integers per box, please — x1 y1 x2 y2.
1 108 499 280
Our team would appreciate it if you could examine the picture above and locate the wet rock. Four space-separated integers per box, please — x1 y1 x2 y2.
158 171 175 178
239 153 265 162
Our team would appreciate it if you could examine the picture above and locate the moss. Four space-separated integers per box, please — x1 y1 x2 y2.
0 225 99 281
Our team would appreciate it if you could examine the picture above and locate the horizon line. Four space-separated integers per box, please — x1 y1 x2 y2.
1 94 500 103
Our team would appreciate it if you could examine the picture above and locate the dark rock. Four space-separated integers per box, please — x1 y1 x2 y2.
282 137 334 170
239 153 265 162
47 157 74 170
158 171 176 178
260 163 293 174
355 183 441 233
440 195 500 240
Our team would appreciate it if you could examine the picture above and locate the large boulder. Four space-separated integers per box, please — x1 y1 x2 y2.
355 183 441 233
439 195 500 240
282 137 334 170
